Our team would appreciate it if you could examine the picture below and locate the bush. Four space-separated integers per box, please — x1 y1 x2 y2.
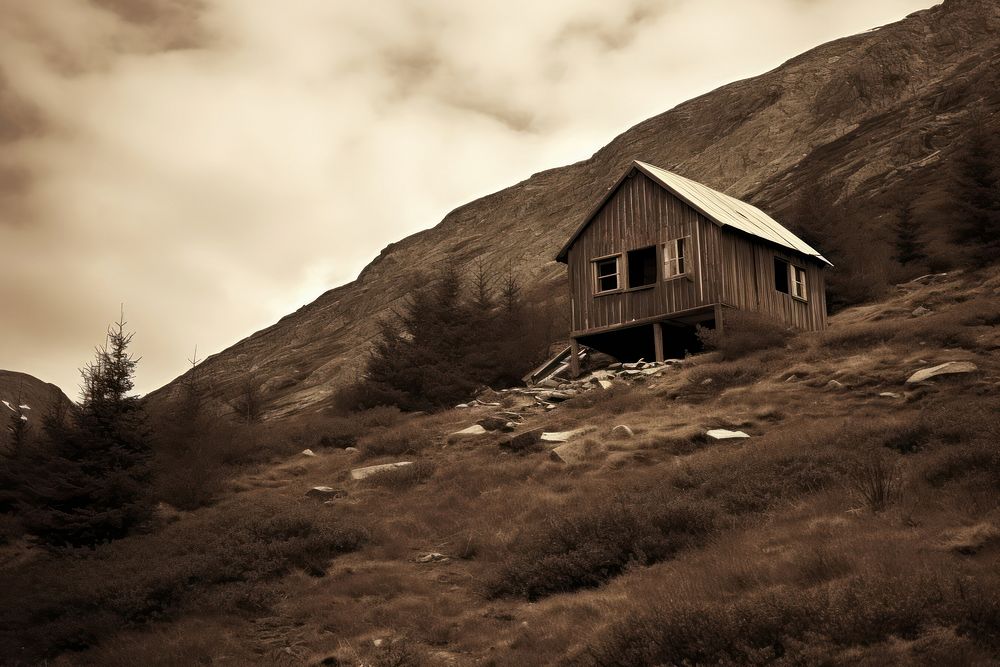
358 424 437 458
685 357 769 392
696 311 789 359
485 492 717 600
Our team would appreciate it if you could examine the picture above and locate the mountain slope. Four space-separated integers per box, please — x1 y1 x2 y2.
0 370 73 421
148 0 1000 418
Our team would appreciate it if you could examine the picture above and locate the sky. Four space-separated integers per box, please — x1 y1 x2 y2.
0 0 935 398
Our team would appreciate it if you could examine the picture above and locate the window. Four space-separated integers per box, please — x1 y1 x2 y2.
791 265 808 300
627 246 657 288
593 256 620 294
773 257 789 294
774 256 808 301
664 237 688 278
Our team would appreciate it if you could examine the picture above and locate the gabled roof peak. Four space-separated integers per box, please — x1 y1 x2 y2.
556 160 832 266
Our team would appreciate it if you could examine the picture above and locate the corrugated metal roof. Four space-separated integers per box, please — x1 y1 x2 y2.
634 161 832 265
555 160 831 266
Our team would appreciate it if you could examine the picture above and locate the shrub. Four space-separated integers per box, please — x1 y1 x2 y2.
358 424 436 458
685 357 769 392
696 310 789 360
485 492 717 600
848 454 901 512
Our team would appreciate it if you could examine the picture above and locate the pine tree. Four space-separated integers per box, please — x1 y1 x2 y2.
893 200 927 266
952 117 1000 268
18 314 153 548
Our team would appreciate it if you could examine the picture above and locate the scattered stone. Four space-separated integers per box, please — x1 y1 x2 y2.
707 429 750 440
700 378 714 385
301 448 317 457
306 486 348 499
416 552 450 563
451 424 487 437
879 392 902 399
784 374 799 383
500 428 544 453
911 306 931 317
906 361 978 384
477 416 510 431
541 430 582 443
611 424 634 438
826 379 844 389
598 379 613 390
344 446 359 453
501 421 517 432
538 390 576 402
550 440 601 464
350 462 413 480
608 363 623 369
455 403 470 409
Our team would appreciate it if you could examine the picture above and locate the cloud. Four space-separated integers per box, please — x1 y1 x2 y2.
0 0 933 396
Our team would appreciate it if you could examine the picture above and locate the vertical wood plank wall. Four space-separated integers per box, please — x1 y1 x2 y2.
566 171 717 333
566 169 828 334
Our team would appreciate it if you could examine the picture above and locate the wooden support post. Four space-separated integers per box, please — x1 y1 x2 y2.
714 303 725 333
569 338 581 378
653 322 664 363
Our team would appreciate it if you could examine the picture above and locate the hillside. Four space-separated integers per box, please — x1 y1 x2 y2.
5 267 999 664
147 0 1000 419
0 370 72 423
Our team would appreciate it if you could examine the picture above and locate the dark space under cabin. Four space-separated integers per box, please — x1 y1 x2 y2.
555 160 832 374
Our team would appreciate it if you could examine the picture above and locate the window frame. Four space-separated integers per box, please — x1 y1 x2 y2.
592 253 623 295
791 264 808 302
663 236 691 281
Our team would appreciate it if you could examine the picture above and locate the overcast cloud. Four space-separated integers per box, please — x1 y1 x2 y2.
0 0 933 397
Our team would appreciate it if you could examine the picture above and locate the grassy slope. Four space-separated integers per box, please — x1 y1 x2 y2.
6 268 1000 666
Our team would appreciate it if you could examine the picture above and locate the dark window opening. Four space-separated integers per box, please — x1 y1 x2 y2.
627 246 657 288
594 256 620 293
774 257 789 294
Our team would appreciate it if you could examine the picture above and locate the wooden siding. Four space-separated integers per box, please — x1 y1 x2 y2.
566 171 719 333
566 169 828 335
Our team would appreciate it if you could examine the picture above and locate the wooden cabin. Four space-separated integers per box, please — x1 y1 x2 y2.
555 160 831 374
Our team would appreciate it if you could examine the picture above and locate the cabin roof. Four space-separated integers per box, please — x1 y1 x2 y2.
555 160 832 266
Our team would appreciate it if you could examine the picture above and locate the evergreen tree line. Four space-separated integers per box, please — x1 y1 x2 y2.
0 316 152 548
339 261 560 412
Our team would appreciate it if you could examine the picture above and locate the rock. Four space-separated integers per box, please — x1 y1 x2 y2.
498 411 524 422
538 378 561 388
350 462 413 480
598 379 613 390
911 306 931 317
301 448 317 457
784 374 799 382
608 363 623 370
550 440 601 464
501 421 517 432
700 378 714 385
879 392 902 398
477 387 502 403
455 403 470 409
306 486 348 499
477 416 510 431
499 428 544 453
541 430 581 443
415 552 450 563
450 424 487 437
906 361 978 384
344 446 359 453
826 380 844 389
611 424 634 438
707 429 750 440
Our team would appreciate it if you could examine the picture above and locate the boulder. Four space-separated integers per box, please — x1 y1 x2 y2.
501 421 517 432
611 424 634 438
477 416 511 431
500 428 544 453
350 461 413 480
306 486 348 499
598 379 613 390
906 361 978 384
550 440 601 464
707 429 750 440
450 424 487 438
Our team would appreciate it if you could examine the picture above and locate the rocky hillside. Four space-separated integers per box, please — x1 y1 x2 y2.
0 370 72 421
148 0 1000 418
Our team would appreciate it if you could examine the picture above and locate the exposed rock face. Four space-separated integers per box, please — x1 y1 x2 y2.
0 370 73 416
147 0 1000 419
